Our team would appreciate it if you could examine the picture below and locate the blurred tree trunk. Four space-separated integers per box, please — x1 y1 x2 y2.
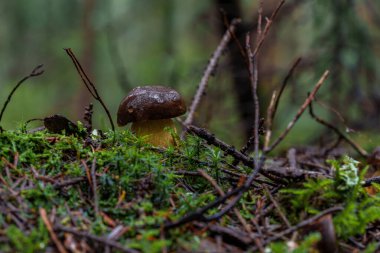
215 0 254 140
75 0 95 119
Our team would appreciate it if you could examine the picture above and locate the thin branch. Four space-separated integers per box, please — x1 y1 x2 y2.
263 185 291 228
204 155 265 221
264 91 277 149
0 65 44 126
40 208 68 253
265 70 330 153
197 169 252 233
220 9 247 63
54 225 138 253
363 176 380 187
183 19 240 126
246 33 260 170
197 169 224 196
65 48 115 131
186 125 254 168
265 58 301 149
252 0 285 58
273 58 302 119
17 177 86 193
249 206 343 251
185 124 328 180
308 101 368 158
165 125 266 228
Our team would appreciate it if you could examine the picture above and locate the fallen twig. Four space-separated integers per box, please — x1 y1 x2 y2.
18 177 87 193
40 208 68 253
186 124 329 180
263 185 291 228
164 135 266 230
197 169 252 233
249 206 343 251
362 176 380 187
54 225 138 253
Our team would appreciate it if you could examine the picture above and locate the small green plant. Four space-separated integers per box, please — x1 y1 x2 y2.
280 156 380 243
5 219 49 253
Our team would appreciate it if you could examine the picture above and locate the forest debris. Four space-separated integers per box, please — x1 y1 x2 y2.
43 114 80 136
40 208 68 253
302 214 337 253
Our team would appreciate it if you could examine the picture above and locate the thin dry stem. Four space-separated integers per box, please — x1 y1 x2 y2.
252 0 285 58
91 158 99 217
65 48 115 131
264 58 301 148
197 169 252 233
246 33 260 169
264 91 277 148
250 206 343 251
263 185 291 228
265 70 330 153
40 208 68 253
0 65 44 126
309 101 368 158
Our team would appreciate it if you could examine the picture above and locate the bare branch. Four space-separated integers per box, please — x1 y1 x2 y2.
54 225 138 253
265 70 330 153
308 100 368 158
252 0 286 58
65 48 115 131
0 65 44 126
249 206 343 251
265 57 302 149
40 208 68 253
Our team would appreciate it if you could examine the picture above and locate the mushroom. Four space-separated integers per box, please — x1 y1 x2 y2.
117 85 186 147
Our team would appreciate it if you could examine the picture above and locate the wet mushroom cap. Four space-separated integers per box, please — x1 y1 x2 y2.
117 85 186 126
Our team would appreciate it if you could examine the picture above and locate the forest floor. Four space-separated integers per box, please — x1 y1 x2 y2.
0 124 379 253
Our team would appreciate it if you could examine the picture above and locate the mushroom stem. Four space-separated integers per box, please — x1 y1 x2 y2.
131 119 177 147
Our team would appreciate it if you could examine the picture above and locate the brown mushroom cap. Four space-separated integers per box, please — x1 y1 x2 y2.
117 85 186 126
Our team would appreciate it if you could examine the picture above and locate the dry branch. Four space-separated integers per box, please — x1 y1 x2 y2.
65 48 115 131
249 206 343 251
0 65 44 127
40 208 68 253
252 0 285 58
265 57 302 148
54 225 138 253
265 70 330 153
308 101 368 158
246 33 260 170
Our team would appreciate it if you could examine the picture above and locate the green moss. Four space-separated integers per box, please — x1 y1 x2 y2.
0 128 379 252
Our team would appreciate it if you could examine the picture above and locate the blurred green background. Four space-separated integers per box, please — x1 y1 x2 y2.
0 0 379 152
